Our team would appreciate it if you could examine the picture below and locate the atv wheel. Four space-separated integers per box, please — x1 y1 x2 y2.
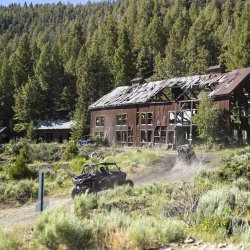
125 179 134 187
71 188 80 199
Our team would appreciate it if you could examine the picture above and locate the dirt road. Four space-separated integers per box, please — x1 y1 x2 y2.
130 151 218 184
0 152 219 228
0 196 72 227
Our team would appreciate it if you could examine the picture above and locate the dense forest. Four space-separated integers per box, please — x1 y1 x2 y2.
0 0 250 140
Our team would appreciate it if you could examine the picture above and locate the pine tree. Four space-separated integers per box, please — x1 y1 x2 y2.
13 76 44 133
113 24 134 86
12 34 33 88
221 3 250 69
0 51 14 136
35 43 65 117
158 9 190 78
185 10 210 75
72 33 109 140
146 1 166 57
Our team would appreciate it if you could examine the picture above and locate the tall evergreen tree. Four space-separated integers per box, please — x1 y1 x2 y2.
72 33 109 139
13 76 44 133
221 3 250 69
185 10 210 75
12 34 33 88
157 9 190 78
35 43 64 117
0 51 14 136
113 24 134 86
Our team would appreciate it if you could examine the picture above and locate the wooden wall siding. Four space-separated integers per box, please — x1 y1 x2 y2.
90 102 186 147
90 99 235 147
215 100 231 139
36 129 71 143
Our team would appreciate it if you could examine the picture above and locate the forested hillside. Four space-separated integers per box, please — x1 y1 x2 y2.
0 0 250 139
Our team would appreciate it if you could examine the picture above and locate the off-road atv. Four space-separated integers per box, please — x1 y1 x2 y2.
177 144 196 164
71 162 133 198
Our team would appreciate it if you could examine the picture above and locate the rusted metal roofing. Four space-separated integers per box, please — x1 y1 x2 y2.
36 120 74 130
89 67 250 110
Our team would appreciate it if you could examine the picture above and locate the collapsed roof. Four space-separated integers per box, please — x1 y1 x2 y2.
89 67 250 110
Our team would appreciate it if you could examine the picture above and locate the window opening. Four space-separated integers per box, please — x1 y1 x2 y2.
96 116 105 127
141 112 153 125
116 114 127 125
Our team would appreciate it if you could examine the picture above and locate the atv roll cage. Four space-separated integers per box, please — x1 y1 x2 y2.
81 162 121 175
71 162 133 198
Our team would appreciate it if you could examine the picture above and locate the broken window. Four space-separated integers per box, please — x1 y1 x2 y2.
128 126 133 147
96 116 105 127
176 112 182 125
154 126 161 143
116 114 127 125
161 127 166 143
148 113 153 124
169 112 175 124
116 131 127 146
167 131 175 144
154 126 166 144
141 112 153 125
183 111 191 125
141 130 153 145
141 113 146 125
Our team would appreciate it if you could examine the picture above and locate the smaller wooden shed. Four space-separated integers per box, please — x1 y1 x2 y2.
35 120 73 143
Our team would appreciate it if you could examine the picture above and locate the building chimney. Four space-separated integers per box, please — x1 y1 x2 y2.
130 77 145 86
207 64 225 74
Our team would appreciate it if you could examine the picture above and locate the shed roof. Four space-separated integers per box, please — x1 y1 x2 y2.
36 120 74 130
89 67 250 110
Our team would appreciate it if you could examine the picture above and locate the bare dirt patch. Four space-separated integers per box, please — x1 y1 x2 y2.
0 195 72 227
130 151 219 185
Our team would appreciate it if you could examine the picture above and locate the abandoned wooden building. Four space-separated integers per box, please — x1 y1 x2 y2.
89 67 250 147
35 120 73 143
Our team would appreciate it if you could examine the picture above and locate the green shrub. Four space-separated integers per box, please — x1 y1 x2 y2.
88 209 131 243
104 149 162 171
128 217 160 249
78 144 97 159
218 147 250 181
55 169 69 187
8 154 34 180
234 177 250 191
28 143 62 163
128 217 186 249
196 187 234 222
232 225 250 245
160 219 186 243
69 158 86 173
74 194 98 219
33 208 92 250
0 227 21 250
63 141 79 160
1 179 38 204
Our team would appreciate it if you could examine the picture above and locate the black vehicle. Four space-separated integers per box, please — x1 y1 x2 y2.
177 144 196 164
79 135 92 145
71 162 134 198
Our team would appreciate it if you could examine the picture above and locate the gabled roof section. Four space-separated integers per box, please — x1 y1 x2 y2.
209 67 250 97
89 67 250 110
36 120 74 130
